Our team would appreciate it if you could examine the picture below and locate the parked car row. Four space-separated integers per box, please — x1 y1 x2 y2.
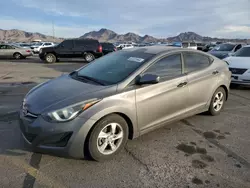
1 39 249 88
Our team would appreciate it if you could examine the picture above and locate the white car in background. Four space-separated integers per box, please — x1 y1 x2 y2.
182 42 198 50
117 44 134 50
224 45 250 86
31 42 55 53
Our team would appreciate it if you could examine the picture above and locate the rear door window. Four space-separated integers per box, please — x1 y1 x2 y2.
184 52 211 73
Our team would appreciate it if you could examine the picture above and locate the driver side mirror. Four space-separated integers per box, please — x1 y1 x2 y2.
136 74 160 85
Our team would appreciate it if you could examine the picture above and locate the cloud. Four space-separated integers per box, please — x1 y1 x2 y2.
5 0 250 38
0 17 102 38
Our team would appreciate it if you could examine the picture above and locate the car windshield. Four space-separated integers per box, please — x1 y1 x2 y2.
33 42 43 46
233 47 250 57
75 50 154 85
211 44 235 51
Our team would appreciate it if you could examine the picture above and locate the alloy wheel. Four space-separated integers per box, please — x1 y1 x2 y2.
97 123 124 155
213 91 224 112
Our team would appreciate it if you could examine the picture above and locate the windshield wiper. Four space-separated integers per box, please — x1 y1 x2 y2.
76 74 105 86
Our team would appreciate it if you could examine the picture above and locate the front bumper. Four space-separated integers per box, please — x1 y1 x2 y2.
231 73 250 85
19 110 96 158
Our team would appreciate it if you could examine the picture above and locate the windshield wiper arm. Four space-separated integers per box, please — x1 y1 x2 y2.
76 75 105 86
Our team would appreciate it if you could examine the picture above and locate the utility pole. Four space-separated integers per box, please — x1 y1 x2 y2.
52 21 55 40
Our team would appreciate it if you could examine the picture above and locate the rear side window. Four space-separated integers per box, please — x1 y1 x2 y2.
74 40 85 47
144 54 182 80
184 52 211 73
44 43 52 46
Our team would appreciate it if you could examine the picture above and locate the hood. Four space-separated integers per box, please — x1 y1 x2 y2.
25 75 113 114
224 56 250 69
209 51 230 59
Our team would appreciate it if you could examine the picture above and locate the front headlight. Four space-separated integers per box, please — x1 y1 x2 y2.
43 99 100 122
39 49 43 53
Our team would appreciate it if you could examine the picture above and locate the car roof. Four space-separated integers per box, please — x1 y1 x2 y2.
123 46 196 54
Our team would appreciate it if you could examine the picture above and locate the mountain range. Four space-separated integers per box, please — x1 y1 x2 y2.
0 28 249 44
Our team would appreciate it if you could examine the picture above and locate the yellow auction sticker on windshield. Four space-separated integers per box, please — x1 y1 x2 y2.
127 57 145 63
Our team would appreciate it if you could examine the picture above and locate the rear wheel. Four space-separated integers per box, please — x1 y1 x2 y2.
208 87 226 116
87 114 128 161
45 53 56 64
85 53 95 63
13 52 22 59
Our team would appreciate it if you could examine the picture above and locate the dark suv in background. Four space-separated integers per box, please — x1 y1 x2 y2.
100 42 117 55
39 39 103 63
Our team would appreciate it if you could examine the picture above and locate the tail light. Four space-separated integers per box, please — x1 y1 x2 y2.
26 50 31 53
114 47 117 51
98 45 102 53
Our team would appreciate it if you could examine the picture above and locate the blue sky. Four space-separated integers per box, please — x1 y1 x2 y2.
0 0 249 38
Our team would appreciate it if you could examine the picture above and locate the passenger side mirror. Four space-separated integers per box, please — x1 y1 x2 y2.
137 74 160 85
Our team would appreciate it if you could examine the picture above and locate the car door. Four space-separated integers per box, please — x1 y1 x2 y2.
183 52 219 113
72 40 84 57
0 45 13 57
136 53 189 133
56 40 74 58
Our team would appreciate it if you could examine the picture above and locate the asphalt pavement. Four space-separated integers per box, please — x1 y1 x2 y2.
0 56 250 188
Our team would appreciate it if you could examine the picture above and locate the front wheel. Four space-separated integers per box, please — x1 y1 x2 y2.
208 87 226 116
45 53 56 64
87 114 128 161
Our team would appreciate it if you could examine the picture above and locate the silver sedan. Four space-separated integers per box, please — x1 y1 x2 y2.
0 44 33 59
19 46 231 161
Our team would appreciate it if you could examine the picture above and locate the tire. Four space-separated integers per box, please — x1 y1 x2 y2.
45 53 56 64
85 53 95 63
230 83 239 89
87 114 128 161
208 87 226 116
13 52 22 59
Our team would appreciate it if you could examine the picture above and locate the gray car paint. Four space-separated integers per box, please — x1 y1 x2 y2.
19 47 231 158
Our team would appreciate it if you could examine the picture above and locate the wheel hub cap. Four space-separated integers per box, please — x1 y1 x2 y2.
97 123 124 155
213 91 224 112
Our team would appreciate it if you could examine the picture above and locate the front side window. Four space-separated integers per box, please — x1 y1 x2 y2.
233 47 250 57
144 54 182 80
0 45 7 49
76 50 154 85
184 52 210 73
61 40 73 48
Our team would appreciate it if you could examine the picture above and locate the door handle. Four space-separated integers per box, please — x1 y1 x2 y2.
177 82 188 88
212 70 219 75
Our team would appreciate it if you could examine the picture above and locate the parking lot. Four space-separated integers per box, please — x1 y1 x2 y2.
0 56 250 188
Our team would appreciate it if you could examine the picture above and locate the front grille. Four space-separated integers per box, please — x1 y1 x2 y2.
23 132 37 143
41 132 73 147
229 68 247 75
